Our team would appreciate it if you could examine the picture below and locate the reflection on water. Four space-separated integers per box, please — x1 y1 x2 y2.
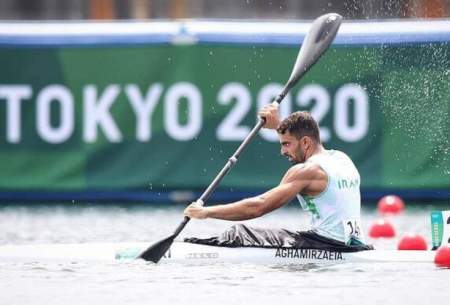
269 263 326 273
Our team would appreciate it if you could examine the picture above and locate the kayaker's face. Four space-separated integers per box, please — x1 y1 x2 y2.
279 132 306 164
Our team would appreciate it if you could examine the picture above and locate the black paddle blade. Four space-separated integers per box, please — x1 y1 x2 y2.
286 13 343 91
139 234 175 263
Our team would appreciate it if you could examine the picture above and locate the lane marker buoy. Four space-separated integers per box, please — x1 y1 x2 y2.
377 195 405 215
369 219 396 238
434 246 450 268
397 233 427 250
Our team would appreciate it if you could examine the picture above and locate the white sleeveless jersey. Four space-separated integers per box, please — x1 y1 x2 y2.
296 150 365 244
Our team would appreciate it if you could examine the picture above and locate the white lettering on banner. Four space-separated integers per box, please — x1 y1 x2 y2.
126 83 163 141
0 82 370 144
334 83 369 142
164 82 202 141
83 85 122 143
36 85 74 144
0 85 32 143
216 83 251 141
296 84 331 142
257 83 292 142
215 82 369 143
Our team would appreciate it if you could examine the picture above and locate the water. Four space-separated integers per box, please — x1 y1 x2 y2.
0 203 449 305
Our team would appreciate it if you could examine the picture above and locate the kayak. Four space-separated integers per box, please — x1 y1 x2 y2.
0 241 436 264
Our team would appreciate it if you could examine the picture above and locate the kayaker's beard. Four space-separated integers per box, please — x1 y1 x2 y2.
284 147 306 164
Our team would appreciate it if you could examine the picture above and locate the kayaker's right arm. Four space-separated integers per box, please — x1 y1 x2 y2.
184 163 325 221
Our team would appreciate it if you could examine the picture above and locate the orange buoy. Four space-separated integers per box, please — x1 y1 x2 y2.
434 246 450 268
377 195 405 215
397 233 427 250
369 219 395 238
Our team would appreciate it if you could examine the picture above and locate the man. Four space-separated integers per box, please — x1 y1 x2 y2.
184 103 372 251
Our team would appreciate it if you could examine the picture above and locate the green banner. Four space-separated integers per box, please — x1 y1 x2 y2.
0 43 449 194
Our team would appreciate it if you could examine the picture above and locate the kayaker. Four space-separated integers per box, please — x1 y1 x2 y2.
184 103 373 252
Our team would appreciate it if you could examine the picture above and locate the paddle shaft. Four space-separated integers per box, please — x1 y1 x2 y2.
172 88 290 237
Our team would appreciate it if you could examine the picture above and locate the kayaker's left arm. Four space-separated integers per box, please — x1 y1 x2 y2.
184 164 314 221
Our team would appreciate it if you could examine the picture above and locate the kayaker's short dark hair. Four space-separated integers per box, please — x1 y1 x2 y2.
277 111 320 143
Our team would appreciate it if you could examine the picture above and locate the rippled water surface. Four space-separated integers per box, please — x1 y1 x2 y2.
0 202 449 305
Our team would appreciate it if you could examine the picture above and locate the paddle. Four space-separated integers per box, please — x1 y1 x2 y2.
139 13 343 263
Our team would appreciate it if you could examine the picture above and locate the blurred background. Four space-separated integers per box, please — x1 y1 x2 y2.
0 0 449 204
0 0 449 20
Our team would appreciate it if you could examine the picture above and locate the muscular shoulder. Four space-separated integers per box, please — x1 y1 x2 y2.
281 162 328 196
282 162 326 183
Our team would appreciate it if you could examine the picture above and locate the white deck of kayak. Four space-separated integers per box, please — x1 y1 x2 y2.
0 241 436 264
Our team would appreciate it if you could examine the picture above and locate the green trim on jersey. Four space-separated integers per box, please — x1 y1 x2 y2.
303 195 320 218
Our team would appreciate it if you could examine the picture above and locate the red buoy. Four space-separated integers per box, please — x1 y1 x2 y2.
377 195 405 215
434 246 450 268
397 233 427 250
369 219 396 238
